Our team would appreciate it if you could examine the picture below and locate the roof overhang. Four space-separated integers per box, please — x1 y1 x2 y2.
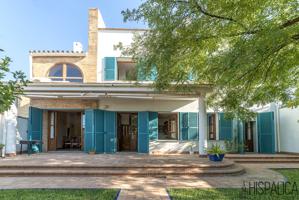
24 82 213 101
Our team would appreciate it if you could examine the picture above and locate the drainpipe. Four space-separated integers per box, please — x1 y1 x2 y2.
198 96 208 156
276 104 281 153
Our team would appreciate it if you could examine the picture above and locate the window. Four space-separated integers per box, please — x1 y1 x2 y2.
158 113 178 140
117 61 137 81
48 63 83 82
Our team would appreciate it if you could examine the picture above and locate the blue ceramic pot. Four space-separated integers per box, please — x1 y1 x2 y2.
208 154 225 162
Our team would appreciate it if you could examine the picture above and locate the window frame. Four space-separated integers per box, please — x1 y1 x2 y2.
48 63 83 82
157 112 179 141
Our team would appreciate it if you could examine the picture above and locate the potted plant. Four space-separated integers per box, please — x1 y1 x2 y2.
207 144 226 162
88 149 96 155
0 144 4 157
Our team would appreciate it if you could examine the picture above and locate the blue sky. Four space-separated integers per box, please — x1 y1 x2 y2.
0 0 144 79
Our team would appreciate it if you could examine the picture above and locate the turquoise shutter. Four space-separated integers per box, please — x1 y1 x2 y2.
237 120 245 153
219 113 233 140
138 112 149 153
179 112 198 140
149 65 157 81
104 111 116 153
104 57 117 81
28 107 43 150
188 113 198 140
149 112 158 140
84 109 95 152
94 110 105 153
179 112 188 140
257 112 275 154
137 61 157 81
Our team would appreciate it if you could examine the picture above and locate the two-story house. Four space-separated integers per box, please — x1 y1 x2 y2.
19 9 278 155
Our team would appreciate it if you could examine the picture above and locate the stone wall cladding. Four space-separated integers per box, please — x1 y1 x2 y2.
30 99 98 110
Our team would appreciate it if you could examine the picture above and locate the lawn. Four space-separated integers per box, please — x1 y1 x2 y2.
168 169 299 200
0 189 119 200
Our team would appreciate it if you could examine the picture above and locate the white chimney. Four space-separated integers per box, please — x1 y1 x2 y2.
73 42 83 52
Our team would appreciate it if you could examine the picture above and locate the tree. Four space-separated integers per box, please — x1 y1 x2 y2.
121 0 299 119
0 49 29 113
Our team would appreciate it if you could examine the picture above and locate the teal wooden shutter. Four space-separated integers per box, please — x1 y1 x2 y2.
188 113 198 140
179 112 188 140
28 107 43 150
258 112 275 154
104 57 117 81
104 111 116 153
138 112 149 153
94 109 105 153
219 113 233 140
179 112 198 140
84 109 95 152
149 65 157 81
149 112 158 140
237 120 245 153
137 61 157 81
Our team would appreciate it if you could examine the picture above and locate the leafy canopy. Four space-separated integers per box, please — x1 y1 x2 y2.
0 49 29 113
122 0 299 119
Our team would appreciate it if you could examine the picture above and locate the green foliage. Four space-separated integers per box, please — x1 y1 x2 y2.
0 144 4 148
0 49 29 113
207 143 226 156
168 169 299 199
122 0 299 119
0 189 118 200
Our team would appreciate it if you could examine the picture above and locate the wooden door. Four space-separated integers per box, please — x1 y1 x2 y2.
48 111 57 151
118 113 138 151
244 122 254 152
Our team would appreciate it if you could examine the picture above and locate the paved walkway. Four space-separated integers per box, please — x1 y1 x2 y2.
0 153 298 199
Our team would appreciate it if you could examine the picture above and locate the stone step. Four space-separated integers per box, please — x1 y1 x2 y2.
226 155 299 159
231 159 299 163
0 161 235 170
0 164 245 177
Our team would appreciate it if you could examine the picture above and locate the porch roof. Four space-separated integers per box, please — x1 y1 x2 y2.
23 82 212 100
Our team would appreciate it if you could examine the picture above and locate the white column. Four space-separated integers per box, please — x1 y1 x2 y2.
198 96 208 156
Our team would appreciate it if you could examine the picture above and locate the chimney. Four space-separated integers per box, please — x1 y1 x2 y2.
73 42 83 52
87 8 99 57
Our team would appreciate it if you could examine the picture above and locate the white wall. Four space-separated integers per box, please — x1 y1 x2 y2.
279 107 299 153
150 140 225 154
97 29 144 82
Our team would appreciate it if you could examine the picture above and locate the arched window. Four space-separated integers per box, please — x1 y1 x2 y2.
48 64 83 82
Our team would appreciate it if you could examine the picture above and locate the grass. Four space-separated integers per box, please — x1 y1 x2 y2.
168 169 299 200
0 189 119 200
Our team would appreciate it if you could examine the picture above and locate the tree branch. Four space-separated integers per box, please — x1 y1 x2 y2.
281 16 299 28
193 2 247 29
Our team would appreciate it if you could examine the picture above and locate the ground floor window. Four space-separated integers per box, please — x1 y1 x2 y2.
158 113 178 140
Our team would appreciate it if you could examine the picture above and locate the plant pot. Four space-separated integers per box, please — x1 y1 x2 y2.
208 154 225 162
89 151 96 155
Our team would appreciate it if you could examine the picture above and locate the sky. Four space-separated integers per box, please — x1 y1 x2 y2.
0 0 145 79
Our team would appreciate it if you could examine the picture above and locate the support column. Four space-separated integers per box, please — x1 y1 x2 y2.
198 96 208 156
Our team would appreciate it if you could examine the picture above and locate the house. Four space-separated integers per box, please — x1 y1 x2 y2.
16 8 281 155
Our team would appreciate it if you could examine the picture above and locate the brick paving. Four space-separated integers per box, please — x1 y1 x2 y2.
0 153 298 199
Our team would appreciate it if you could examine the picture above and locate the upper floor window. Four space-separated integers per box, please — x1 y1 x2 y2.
48 63 83 83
